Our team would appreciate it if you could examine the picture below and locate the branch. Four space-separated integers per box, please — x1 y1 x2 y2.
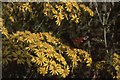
87 18 92 54
104 27 109 54
95 7 103 25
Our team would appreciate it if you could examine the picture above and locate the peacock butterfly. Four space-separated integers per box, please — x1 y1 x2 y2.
61 33 89 48
71 36 89 47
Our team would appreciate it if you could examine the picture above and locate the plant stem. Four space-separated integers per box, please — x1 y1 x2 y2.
88 18 92 54
95 7 103 25
104 27 109 55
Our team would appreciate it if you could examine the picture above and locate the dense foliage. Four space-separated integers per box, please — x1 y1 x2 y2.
1 2 120 79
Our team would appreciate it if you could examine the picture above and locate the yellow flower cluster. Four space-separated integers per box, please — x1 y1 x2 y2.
67 48 92 68
43 2 94 26
0 18 9 38
78 49 92 66
2 27 92 78
2 47 12 65
43 2 53 16
113 53 120 79
1 26 8 38
19 3 32 12
80 4 94 16
2 30 70 77
95 61 107 70
2 41 32 66
58 44 92 69
2 38 32 66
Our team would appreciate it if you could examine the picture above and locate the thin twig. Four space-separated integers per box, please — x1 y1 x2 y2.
103 13 106 26
87 18 92 54
104 27 109 54
103 7 109 54
96 3 109 57
95 7 103 25
106 7 111 25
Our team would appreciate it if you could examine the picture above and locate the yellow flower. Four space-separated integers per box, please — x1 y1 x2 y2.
44 43 54 50
54 53 62 61
61 66 70 78
17 36 24 42
70 14 78 21
63 12 68 20
85 7 94 16
34 42 43 48
42 32 52 42
53 11 64 26
44 59 54 69
43 3 53 16
115 65 120 71
59 45 67 52
9 16 14 23
71 55 78 67
69 13 80 23
34 33 40 39
86 58 92 66
44 3 49 7
75 17 79 23
113 53 120 78
78 49 87 55
72 2 79 10
43 8 49 16
12 51 25 64
52 8 58 14
67 48 75 57
80 4 87 11
35 54 47 66
24 30 32 35
49 63 62 75
20 3 32 12
31 56 36 63
24 35 34 43
2 48 12 65
54 52 67 65
1 26 9 38
25 44 36 51
34 49 44 56
16 31 24 36
113 53 120 59
65 2 73 12
50 60 56 66
80 4 94 16
37 67 48 76
77 49 92 66
45 50 54 58
61 60 67 66
55 5 64 12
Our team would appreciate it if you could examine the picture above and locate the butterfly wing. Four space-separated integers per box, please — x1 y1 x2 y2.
71 36 89 47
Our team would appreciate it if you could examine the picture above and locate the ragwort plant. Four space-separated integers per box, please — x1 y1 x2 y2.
1 25 92 78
